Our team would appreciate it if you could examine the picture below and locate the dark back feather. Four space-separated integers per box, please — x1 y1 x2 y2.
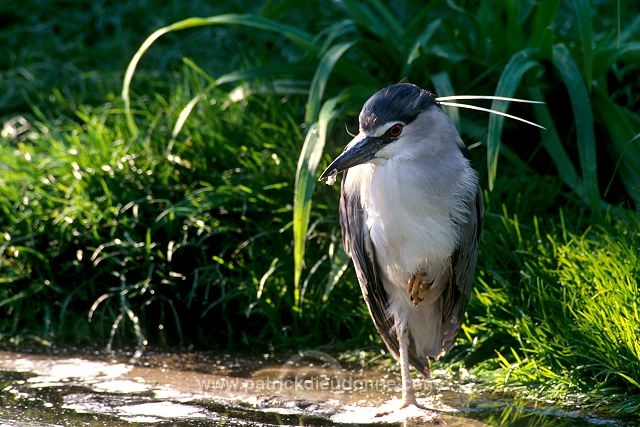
440 184 484 353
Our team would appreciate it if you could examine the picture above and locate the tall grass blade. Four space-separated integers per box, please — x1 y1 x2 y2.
337 0 390 41
294 42 356 301
592 41 640 80
172 94 202 139
305 41 356 123
369 0 404 41
552 43 599 208
485 49 541 190
531 0 561 49
404 19 442 75
323 244 349 302
593 86 640 207
528 87 582 199
293 97 341 306
572 0 593 91
122 14 316 136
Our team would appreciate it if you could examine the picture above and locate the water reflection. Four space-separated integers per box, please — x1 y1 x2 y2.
0 350 633 426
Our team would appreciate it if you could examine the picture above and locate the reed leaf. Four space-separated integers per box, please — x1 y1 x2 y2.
369 0 404 41
486 49 541 191
305 41 356 123
552 43 600 208
592 41 640 80
403 19 442 77
593 86 640 207
336 0 392 42
572 0 593 91
293 97 341 304
528 87 582 199
293 42 357 301
530 0 561 49
122 14 316 136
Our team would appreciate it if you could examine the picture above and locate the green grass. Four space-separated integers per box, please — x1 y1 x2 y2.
1 0 639 419
464 206 640 414
0 71 368 349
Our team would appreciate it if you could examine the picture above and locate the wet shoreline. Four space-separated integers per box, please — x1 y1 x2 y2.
0 350 632 426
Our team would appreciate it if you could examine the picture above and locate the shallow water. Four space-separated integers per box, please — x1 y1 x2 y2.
0 350 633 426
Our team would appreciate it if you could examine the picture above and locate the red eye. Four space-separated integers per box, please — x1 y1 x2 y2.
387 124 403 138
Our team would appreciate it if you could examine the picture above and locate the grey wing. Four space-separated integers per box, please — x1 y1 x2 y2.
339 172 428 374
440 183 484 354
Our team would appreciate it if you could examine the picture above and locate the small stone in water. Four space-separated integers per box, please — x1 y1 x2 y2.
326 169 338 186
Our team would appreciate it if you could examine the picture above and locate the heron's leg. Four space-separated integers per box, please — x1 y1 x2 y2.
397 322 418 407
375 319 431 417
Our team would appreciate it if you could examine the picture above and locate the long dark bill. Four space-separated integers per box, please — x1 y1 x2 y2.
318 134 386 181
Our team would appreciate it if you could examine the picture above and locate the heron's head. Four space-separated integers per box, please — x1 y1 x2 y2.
320 83 453 181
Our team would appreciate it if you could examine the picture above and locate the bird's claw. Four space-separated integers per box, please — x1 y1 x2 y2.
406 274 422 305
407 272 432 305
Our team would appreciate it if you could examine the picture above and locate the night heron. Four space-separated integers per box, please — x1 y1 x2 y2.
319 82 484 411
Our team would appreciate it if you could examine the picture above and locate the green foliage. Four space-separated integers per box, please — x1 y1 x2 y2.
121 13 318 136
0 74 369 348
120 0 640 290
1 0 640 417
462 205 640 413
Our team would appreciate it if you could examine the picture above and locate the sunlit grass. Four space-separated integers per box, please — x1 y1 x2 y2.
458 203 640 414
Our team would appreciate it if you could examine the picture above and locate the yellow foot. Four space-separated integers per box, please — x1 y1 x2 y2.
407 272 433 305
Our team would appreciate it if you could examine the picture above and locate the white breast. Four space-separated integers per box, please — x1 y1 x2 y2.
344 152 476 287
